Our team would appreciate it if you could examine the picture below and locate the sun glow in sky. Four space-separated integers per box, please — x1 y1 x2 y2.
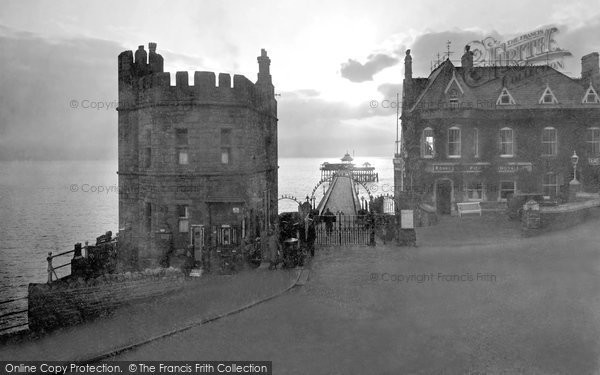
0 0 599 159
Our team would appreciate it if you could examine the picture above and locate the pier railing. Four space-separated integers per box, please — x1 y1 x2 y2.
47 241 89 283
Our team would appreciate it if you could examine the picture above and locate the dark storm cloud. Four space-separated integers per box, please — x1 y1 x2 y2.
340 53 399 82
0 25 121 160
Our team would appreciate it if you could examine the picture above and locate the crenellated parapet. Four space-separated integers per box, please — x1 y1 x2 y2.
118 43 275 115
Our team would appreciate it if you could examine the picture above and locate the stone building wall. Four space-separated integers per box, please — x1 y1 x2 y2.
117 44 277 269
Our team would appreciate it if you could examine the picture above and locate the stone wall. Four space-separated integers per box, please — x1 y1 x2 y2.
28 269 186 332
539 199 600 232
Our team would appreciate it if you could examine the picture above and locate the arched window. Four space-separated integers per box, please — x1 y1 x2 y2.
421 127 434 158
542 127 557 156
448 126 461 158
499 127 514 157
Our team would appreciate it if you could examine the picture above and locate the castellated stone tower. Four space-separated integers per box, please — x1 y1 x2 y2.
117 43 278 270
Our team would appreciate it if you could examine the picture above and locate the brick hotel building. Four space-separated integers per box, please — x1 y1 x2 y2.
396 47 600 214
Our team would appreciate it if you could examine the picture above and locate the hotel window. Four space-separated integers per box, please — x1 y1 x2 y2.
586 127 600 156
543 173 559 197
421 127 434 158
473 128 479 158
178 205 189 233
448 127 461 158
466 181 484 201
449 89 459 104
221 129 232 164
499 181 516 201
499 128 514 157
542 127 557 156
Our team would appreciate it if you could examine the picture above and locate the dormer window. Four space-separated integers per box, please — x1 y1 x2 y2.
539 86 558 104
444 70 464 106
582 84 600 104
449 89 459 103
496 88 516 105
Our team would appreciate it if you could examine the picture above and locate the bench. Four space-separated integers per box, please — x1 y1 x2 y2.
456 202 482 217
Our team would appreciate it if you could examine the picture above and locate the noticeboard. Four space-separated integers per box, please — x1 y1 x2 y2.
401 210 414 229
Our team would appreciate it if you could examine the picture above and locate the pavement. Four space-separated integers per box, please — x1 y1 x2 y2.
109 215 600 374
0 267 303 361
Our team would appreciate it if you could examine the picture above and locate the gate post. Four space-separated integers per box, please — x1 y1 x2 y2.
338 213 342 245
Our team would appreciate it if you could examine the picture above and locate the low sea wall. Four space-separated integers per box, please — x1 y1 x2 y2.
538 198 600 232
28 268 186 332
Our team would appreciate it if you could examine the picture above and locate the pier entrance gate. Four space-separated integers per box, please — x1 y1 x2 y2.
313 213 396 246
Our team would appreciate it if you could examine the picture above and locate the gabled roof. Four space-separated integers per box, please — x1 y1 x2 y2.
407 61 594 111
444 70 464 94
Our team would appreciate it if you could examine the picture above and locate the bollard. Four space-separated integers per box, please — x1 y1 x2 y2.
47 252 53 283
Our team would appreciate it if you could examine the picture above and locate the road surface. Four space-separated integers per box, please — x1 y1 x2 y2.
113 216 600 374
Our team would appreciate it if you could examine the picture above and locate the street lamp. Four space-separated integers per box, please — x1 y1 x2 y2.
571 151 579 183
361 196 365 210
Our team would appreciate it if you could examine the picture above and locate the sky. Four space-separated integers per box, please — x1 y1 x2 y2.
1 0 600 160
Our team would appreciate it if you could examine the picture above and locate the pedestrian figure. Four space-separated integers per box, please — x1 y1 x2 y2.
324 208 335 237
305 213 316 257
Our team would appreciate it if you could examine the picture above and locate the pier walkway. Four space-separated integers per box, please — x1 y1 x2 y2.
317 176 360 215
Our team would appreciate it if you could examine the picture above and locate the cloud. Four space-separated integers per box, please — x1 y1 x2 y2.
340 53 399 82
0 25 122 160
277 90 398 157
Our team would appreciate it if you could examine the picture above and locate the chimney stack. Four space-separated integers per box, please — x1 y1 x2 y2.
461 45 474 70
404 49 412 80
582 53 600 85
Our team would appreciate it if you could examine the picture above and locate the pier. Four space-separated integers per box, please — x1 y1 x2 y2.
316 174 361 215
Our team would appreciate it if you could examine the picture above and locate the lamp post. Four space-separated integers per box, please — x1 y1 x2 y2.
571 151 579 181
361 196 365 211
569 150 580 199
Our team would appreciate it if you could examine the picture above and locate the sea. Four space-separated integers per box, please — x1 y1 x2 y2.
0 156 393 332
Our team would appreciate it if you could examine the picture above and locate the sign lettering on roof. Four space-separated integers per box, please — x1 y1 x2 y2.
469 27 572 71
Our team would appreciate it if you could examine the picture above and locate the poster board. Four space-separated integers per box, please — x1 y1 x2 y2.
401 210 414 229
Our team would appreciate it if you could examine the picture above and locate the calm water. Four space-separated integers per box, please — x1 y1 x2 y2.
0 157 393 331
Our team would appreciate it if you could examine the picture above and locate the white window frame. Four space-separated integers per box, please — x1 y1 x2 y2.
539 86 558 104
178 205 189 233
422 127 435 158
542 173 559 198
465 181 485 201
582 85 600 104
178 150 189 165
498 180 516 202
541 127 557 156
447 127 461 158
587 127 600 156
496 87 516 105
499 127 514 158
